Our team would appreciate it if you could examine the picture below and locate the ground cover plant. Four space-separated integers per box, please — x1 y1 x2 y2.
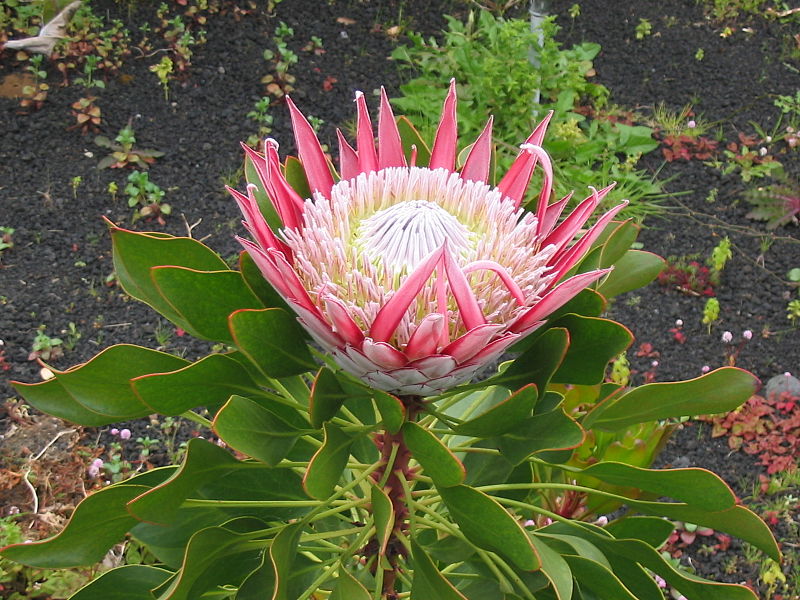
0 0 799 597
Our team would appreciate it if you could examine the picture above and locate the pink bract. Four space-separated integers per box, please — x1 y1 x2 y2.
231 80 626 396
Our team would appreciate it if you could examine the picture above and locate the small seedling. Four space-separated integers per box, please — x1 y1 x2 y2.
708 236 732 273
635 18 652 40
29 325 64 361
246 96 274 147
107 181 118 203
95 124 165 169
694 48 704 60
125 171 171 224
702 297 720 332
70 176 82 199
73 54 105 89
149 55 173 100
788 298 800 326
568 3 581 18
68 96 102 134
0 227 14 262
62 322 82 351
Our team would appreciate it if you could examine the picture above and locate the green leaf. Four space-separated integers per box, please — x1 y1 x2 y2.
132 352 262 416
69 565 173 599
397 116 432 166
454 384 538 437
411 539 469 600
563 556 638 600
372 389 406 434
303 423 353 500
130 466 305 568
593 220 640 269
529 535 573 600
309 367 348 428
371 484 395 555
581 463 736 511
127 438 239 523
604 516 675 549
111 227 227 324
550 315 632 385
229 308 316 378
239 251 292 313
546 288 607 321
330 569 371 600
155 522 264 600
284 156 313 200
487 329 569 392
151 267 263 343
14 345 189 424
585 367 759 431
596 250 665 298
243 153 282 231
403 422 465 488
1 484 151 567
270 522 303 600
12 377 111 427
496 406 584 465
213 395 304 466
438 485 540 571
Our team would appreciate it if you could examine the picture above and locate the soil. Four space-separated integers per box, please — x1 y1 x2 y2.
0 0 799 596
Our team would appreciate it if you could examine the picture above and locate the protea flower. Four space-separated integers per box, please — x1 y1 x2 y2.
230 80 626 396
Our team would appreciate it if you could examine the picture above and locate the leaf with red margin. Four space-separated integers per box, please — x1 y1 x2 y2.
403 422 465 488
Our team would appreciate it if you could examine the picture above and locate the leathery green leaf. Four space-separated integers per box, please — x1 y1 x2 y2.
330 569 370 600
156 522 264 600
150 267 263 343
284 155 313 200
270 522 303 600
372 389 406 434
454 384 538 437
410 539 469 600
132 352 262 416
69 565 173 599
438 485 540 571
303 423 354 500
19 344 188 423
213 395 304 466
497 406 584 465
528 534 573 600
0 484 150 568
371 484 395 555
486 329 569 393
243 152 282 231
396 115 432 166
596 250 665 298
403 422 465 488
550 315 633 385
229 308 316 378
586 367 759 431
12 377 114 427
563 556 638 600
110 226 227 325
604 516 676 549
127 438 239 523
309 367 348 428
581 463 736 511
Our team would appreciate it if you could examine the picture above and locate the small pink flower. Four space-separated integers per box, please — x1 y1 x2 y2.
687 120 696 129
593 515 608 526
675 319 683 327
654 574 666 588
87 458 104 479
721 331 733 343
110 428 119 436
523 519 536 527
651 360 659 368
232 82 626 396
701 365 710 373
119 428 131 440
742 330 752 340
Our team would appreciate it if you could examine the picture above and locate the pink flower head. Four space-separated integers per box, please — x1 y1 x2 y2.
742 329 753 340
232 81 626 396
721 331 733 344
119 428 131 440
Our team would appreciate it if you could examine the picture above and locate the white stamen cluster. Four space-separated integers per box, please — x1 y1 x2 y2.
280 167 557 346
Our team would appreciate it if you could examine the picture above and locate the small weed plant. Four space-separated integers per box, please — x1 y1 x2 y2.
125 171 171 224
94 125 165 169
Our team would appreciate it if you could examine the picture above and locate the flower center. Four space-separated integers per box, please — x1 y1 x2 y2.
354 199 473 272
